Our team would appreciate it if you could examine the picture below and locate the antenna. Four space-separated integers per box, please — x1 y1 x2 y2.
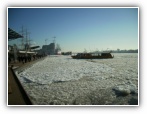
45 39 48 45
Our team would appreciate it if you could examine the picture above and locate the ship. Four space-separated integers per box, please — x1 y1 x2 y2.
71 52 114 59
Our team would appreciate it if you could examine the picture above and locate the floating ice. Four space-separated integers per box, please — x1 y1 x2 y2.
17 55 115 84
15 53 138 105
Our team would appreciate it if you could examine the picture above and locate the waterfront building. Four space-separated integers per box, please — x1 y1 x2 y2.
40 43 55 55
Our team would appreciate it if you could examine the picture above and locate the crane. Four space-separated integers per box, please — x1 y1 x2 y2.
52 36 56 43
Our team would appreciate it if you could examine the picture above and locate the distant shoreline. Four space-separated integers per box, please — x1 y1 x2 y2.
112 52 138 53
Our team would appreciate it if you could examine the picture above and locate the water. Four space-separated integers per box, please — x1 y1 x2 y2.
15 53 138 105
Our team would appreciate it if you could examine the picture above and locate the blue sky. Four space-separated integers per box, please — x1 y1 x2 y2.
8 7 138 52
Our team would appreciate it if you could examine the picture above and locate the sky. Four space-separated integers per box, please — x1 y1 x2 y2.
8 7 138 52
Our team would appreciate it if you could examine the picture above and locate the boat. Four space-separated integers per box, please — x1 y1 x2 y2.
71 52 114 59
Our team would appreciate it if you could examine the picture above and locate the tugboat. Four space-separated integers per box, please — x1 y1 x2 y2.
71 52 114 59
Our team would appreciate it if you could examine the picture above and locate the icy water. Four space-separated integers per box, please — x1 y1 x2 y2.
15 53 138 105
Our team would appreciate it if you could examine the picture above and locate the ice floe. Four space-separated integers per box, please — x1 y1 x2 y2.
15 53 138 105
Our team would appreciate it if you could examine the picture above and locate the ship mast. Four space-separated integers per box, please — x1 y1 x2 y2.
25 28 31 52
20 26 25 50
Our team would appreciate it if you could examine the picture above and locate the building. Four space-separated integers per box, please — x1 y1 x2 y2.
40 43 55 55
